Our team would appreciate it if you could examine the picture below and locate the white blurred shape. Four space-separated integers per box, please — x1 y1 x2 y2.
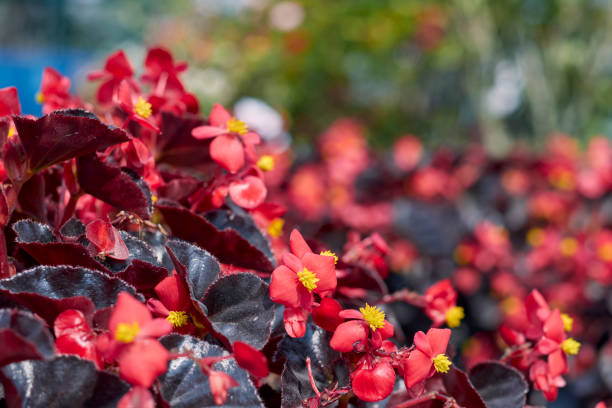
485 60 524 118
234 97 290 150
268 1 304 32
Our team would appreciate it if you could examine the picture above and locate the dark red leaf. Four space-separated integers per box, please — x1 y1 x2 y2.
442 366 487 408
0 265 142 326
156 112 213 168
469 361 528 408
0 308 55 366
12 109 129 172
157 203 275 272
77 154 153 219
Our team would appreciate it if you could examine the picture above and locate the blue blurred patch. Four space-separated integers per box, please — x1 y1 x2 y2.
0 47 91 116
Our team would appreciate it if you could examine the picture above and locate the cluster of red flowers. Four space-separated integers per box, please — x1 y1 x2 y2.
0 45 609 407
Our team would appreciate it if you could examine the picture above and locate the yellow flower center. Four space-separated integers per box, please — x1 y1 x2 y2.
561 313 573 332
549 169 575 191
360 303 385 331
432 354 452 373
445 306 464 328
297 267 319 292
320 250 338 264
267 218 284 238
599 243 612 262
115 322 140 343
561 338 580 355
166 311 189 328
7 125 15 139
134 97 152 119
453 244 473 265
257 155 275 172
151 195 158 204
35 92 45 103
226 117 248 135
527 228 545 247
500 296 521 315
559 237 578 257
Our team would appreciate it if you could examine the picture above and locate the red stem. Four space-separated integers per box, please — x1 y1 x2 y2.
305 357 321 399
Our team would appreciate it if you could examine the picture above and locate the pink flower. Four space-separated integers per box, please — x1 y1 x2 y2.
98 292 172 387
402 328 452 388
191 103 260 173
88 50 139 104
329 303 394 352
269 229 336 337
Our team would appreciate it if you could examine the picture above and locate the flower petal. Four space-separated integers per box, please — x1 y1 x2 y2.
302 253 336 296
233 341 270 377
379 320 394 340
543 309 565 344
228 176 267 209
413 331 432 356
118 339 169 387
426 327 451 355
548 349 568 377
352 361 396 402
209 103 232 128
241 131 260 147
289 229 312 258
338 309 363 320
402 349 434 388
283 307 308 338
312 298 344 332
282 252 303 274
269 265 300 308
330 320 368 353
154 271 190 312
117 386 155 408
138 318 172 339
210 134 244 174
191 125 227 139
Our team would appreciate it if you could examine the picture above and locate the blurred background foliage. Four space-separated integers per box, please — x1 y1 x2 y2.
2 0 612 150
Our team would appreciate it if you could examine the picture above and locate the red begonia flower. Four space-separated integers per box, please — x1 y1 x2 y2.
54 309 101 369
88 50 139 104
109 292 172 342
117 386 155 408
191 103 260 173
269 230 336 312
0 87 21 117
232 341 270 378
402 328 452 388
351 359 396 402
38 67 79 114
142 46 188 93
393 134 423 172
535 309 580 376
329 304 394 352
104 292 172 387
529 359 566 402
115 80 160 132
228 175 267 209
147 271 194 334
86 218 129 261
423 279 464 328
209 370 239 405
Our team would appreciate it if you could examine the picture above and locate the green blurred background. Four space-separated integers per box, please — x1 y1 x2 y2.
2 0 612 151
